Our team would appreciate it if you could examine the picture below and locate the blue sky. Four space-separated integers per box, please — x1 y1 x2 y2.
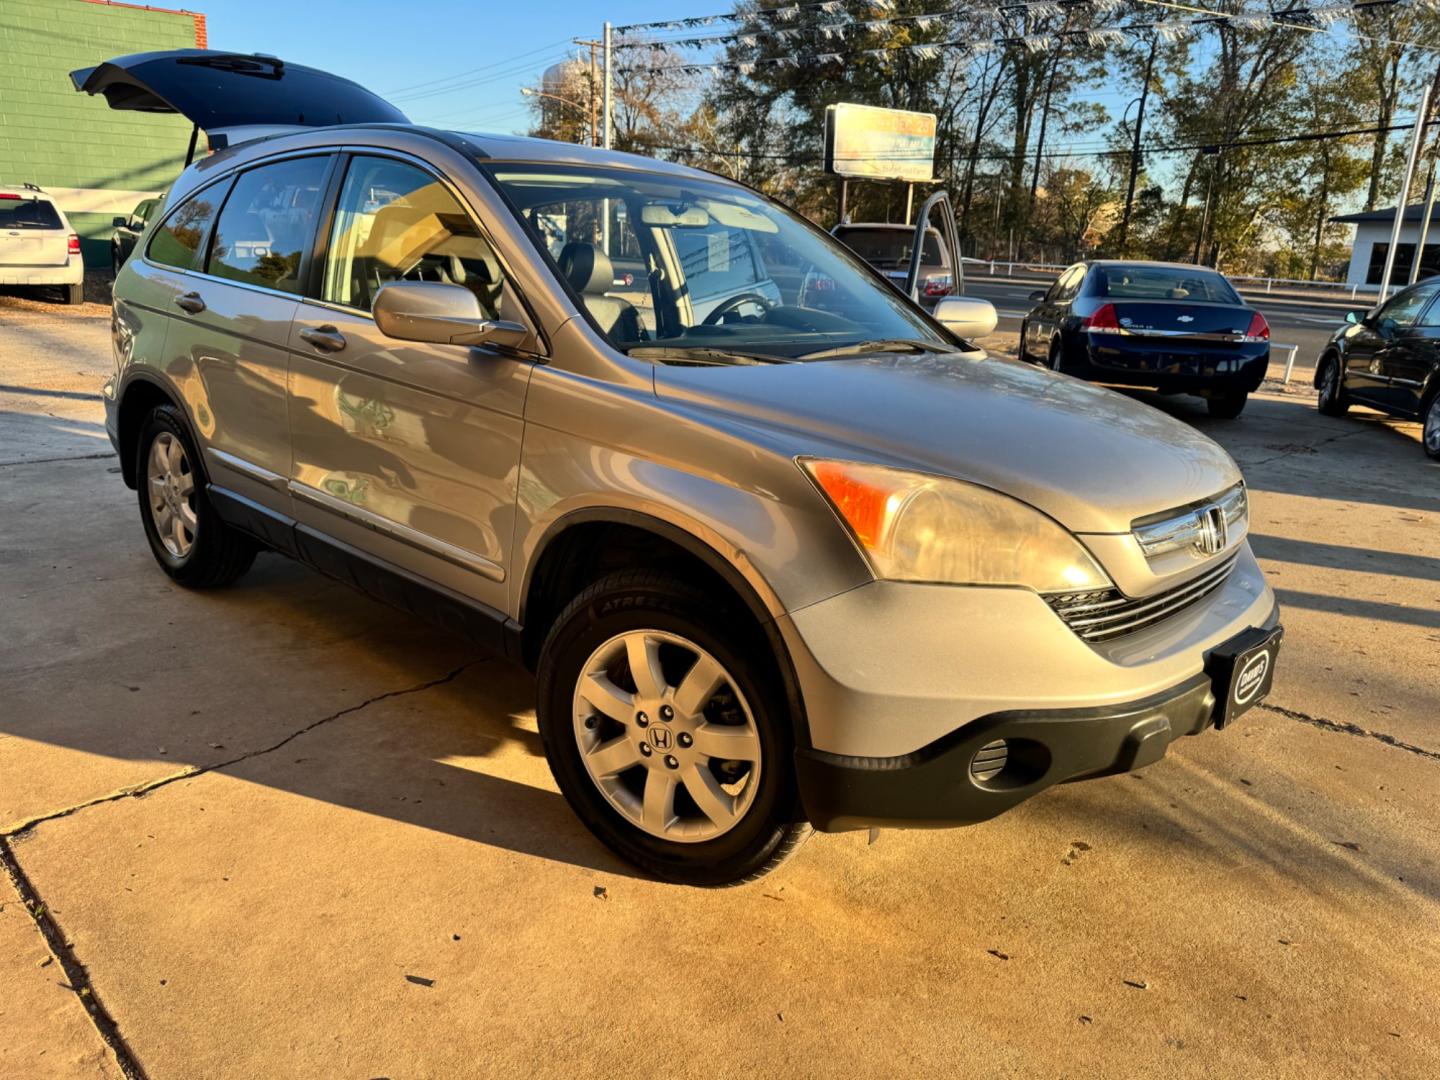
191 0 719 133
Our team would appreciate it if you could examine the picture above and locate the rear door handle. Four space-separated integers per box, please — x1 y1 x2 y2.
299 325 347 353
174 292 205 314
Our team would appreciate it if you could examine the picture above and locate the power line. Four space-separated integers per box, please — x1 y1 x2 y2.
379 37 576 96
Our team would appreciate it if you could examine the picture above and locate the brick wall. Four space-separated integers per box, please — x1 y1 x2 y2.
0 0 204 265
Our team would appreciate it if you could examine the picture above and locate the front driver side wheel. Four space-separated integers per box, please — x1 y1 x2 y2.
536 569 809 886
1317 355 1350 416
1423 391 1440 461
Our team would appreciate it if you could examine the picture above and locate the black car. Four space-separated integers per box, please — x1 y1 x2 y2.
1019 260 1270 418
111 196 161 271
1315 277 1440 459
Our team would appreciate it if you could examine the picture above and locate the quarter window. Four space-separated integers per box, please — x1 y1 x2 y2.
147 189 219 271
320 156 511 318
207 156 330 294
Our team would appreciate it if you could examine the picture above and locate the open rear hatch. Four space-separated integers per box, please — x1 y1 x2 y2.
71 50 408 154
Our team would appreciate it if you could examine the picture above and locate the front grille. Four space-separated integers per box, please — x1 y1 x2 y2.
1045 556 1236 643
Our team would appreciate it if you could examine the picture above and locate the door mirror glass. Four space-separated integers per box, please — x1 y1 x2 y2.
933 295 998 339
1029 289 1046 302
1344 309 1361 325
373 281 527 348
113 215 128 228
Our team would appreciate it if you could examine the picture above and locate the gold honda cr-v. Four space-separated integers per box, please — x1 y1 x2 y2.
82 51 1280 885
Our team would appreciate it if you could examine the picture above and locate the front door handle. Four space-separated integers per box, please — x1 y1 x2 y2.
299 325 347 353
174 292 205 314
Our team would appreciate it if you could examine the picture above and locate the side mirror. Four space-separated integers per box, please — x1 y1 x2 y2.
113 215 128 228
373 281 527 349
1344 309 1364 325
1029 289 1047 302
933 295 998 339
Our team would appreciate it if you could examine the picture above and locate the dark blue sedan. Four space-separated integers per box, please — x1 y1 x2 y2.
1018 261 1270 418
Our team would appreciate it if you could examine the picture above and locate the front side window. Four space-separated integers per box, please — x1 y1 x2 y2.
207 156 329 294
147 188 220 271
320 156 513 319
1377 282 1440 329
483 163 946 360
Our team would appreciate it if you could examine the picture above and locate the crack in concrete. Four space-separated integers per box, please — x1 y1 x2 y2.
1239 426 1370 469
1260 701 1440 762
2 659 482 839
0 835 148 1079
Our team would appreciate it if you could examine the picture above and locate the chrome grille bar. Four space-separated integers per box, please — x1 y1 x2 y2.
1046 557 1237 643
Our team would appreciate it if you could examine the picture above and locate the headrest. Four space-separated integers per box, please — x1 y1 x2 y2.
558 242 612 295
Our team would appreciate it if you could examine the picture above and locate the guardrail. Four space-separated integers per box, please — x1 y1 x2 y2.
966 260 1379 303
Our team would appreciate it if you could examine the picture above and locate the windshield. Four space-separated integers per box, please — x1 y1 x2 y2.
0 197 62 230
1090 265 1240 304
834 227 944 268
482 163 949 362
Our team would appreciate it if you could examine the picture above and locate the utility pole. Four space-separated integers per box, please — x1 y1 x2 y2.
602 21 613 150
1409 160 1436 286
1193 147 1219 266
1379 83 1431 299
1118 35 1156 255
574 37 602 146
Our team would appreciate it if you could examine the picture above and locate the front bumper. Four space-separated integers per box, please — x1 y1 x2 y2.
796 671 1220 831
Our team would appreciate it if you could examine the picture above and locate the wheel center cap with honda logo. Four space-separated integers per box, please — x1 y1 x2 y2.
648 726 673 751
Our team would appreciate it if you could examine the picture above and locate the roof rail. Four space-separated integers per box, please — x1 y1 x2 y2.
22 182 42 191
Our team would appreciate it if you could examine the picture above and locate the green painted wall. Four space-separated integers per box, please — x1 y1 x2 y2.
0 0 204 265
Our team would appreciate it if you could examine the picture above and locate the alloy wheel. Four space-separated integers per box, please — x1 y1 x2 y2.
571 629 763 843
146 431 197 558
1320 362 1337 405
1426 395 1440 455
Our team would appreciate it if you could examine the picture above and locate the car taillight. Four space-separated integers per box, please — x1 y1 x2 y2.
922 274 953 298
1082 303 1122 333
1243 311 1269 342
0 192 20 200
67 234 81 255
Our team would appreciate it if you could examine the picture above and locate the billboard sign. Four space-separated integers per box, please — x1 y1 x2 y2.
824 103 937 183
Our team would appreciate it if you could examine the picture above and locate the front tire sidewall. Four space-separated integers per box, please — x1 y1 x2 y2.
536 574 798 886
1424 392 1440 461
1318 356 1349 416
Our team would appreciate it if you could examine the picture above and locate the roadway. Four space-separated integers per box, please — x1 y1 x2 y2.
962 275 1367 380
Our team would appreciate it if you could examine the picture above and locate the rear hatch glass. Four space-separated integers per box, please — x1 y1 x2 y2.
0 195 68 267
835 228 944 269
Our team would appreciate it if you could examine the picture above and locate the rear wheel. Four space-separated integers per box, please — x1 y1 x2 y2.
1048 337 1066 373
63 282 84 306
536 569 809 886
1207 390 1247 419
136 405 256 587
1017 321 1030 363
1317 354 1350 416
1423 391 1440 461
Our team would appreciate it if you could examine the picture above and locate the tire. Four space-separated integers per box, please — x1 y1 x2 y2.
136 405 257 587
1317 354 1350 416
1017 321 1030 363
1207 390 1247 419
535 568 810 886
1423 390 1440 461
1048 337 1066 373
111 246 122 276
64 282 84 306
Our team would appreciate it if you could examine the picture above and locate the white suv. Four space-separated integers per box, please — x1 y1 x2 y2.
0 183 85 304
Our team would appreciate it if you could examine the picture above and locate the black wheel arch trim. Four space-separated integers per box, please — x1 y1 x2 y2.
114 370 201 489
521 506 814 750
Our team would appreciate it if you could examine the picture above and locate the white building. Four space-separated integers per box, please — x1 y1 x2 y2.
1332 204 1440 286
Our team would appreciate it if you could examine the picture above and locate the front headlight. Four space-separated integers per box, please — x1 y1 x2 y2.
801 459 1110 591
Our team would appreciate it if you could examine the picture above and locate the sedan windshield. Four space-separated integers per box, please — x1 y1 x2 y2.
481 163 950 362
1089 264 1240 304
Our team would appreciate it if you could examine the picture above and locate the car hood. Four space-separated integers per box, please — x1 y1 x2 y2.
653 352 1241 535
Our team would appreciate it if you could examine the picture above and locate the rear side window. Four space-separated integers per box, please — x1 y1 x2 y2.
208 156 330 294
148 189 221 270
0 196 62 230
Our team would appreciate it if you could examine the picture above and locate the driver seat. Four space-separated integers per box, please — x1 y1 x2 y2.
558 242 642 341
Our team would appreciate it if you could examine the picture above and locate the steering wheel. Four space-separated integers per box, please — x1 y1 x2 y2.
702 292 774 326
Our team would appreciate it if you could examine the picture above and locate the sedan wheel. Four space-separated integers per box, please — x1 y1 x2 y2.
1424 394 1440 461
1317 356 1349 417
1048 339 1065 373
572 629 762 843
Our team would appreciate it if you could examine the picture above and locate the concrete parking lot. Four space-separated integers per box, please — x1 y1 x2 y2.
2 285 1437 1079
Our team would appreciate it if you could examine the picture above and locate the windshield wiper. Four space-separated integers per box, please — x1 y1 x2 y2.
626 345 789 366
795 338 956 361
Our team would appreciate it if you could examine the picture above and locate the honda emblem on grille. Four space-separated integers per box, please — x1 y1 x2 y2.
1195 504 1227 555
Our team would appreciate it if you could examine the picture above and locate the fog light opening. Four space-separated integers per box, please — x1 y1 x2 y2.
969 737 1051 791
